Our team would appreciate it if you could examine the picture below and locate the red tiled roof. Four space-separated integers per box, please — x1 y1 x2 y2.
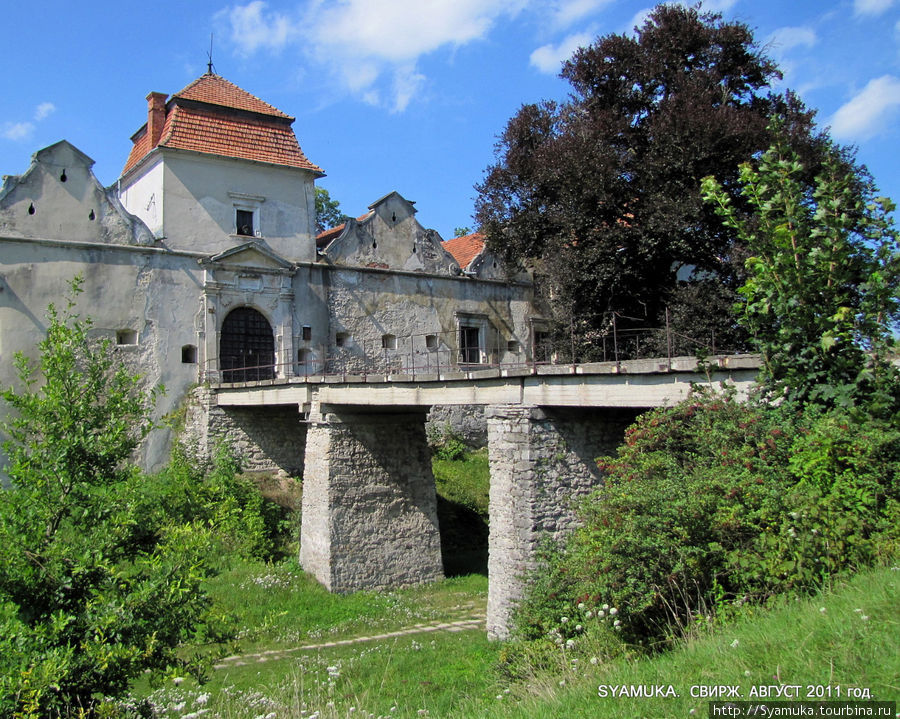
315 212 374 248
443 232 485 269
174 73 292 119
122 73 323 176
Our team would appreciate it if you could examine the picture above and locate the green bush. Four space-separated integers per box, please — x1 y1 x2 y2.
514 391 900 649
426 422 468 461
0 282 229 717
126 444 290 564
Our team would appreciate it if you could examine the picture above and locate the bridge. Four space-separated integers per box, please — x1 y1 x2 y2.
195 354 761 639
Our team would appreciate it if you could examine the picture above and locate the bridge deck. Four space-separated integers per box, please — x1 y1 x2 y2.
211 354 762 409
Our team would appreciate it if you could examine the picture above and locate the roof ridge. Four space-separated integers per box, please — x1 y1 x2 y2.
172 72 292 119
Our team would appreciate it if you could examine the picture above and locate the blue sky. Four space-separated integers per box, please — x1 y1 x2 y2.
2 0 899 241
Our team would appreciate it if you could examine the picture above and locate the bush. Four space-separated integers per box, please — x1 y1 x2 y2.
514 391 900 649
0 282 229 717
125 444 292 564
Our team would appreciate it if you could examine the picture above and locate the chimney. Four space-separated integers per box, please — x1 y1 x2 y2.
146 92 168 148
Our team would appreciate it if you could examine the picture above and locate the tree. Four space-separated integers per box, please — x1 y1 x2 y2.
0 280 221 716
315 186 351 235
702 137 900 413
474 4 832 359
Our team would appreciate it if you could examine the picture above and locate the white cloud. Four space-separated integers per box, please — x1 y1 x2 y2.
550 0 611 28
391 65 427 113
215 1 297 56
530 32 593 74
830 75 900 140
766 26 818 57
34 102 56 121
699 0 738 11
218 0 527 111
1 122 34 141
854 0 895 16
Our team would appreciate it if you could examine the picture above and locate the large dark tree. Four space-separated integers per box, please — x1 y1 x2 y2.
475 4 833 359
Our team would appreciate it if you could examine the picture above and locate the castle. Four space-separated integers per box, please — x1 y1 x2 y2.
0 72 541 472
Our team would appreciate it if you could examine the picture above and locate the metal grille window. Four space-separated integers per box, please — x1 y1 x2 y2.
459 325 481 364
220 307 275 382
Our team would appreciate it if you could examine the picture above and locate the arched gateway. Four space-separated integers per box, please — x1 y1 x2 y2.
220 307 275 382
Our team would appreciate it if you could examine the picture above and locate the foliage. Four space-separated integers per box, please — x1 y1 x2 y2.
123 444 293 564
426 421 468 461
0 281 226 717
513 392 900 649
315 186 351 235
453 226 473 238
702 137 900 414
475 4 839 359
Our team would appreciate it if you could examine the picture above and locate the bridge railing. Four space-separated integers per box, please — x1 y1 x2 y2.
200 313 743 385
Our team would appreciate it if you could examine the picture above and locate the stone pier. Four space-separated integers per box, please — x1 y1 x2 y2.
299 405 444 592
485 405 639 639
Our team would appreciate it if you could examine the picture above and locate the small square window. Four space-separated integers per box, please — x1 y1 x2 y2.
298 348 311 362
181 345 197 364
507 340 520 353
302 325 312 341
425 334 438 350
116 329 137 345
335 332 350 348
381 334 397 350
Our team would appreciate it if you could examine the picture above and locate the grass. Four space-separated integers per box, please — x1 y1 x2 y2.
127 452 898 718
130 562 899 719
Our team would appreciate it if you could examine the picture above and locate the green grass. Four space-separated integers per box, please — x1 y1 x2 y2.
432 448 490 517
126 451 898 718
131 562 899 719
458 563 900 718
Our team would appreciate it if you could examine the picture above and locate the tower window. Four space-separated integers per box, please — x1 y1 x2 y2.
236 209 255 237
181 345 198 364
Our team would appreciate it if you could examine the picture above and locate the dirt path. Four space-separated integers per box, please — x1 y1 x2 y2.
214 613 486 669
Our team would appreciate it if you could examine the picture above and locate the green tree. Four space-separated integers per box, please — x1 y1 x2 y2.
474 4 834 359
702 137 900 413
315 186 351 235
0 280 221 716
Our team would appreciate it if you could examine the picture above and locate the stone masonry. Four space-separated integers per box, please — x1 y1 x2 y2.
485 404 640 639
299 405 443 592
184 386 307 474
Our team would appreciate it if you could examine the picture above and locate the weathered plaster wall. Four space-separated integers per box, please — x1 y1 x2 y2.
299 406 443 592
0 142 153 246
324 265 535 373
120 151 317 261
485 404 641 639
0 238 205 472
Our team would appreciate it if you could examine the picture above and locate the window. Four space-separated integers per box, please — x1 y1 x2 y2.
181 344 197 364
298 348 311 362
507 340 520 354
229 191 265 238
335 332 350 348
116 329 137 345
236 209 254 237
381 334 397 350
302 325 312 341
425 334 438 350
459 325 481 364
534 330 552 363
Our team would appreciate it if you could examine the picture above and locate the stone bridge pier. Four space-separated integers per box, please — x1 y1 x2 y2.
299 404 444 592
485 405 639 639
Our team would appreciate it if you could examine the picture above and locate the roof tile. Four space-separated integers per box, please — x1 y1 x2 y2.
122 73 322 176
443 232 485 269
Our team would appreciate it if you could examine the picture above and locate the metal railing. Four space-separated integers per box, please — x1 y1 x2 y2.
200 312 742 385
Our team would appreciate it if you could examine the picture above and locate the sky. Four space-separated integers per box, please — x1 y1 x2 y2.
2 0 899 241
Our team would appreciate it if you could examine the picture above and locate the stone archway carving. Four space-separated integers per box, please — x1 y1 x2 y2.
220 306 275 382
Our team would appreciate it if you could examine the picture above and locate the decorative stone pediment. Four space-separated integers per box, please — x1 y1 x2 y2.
204 241 294 272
